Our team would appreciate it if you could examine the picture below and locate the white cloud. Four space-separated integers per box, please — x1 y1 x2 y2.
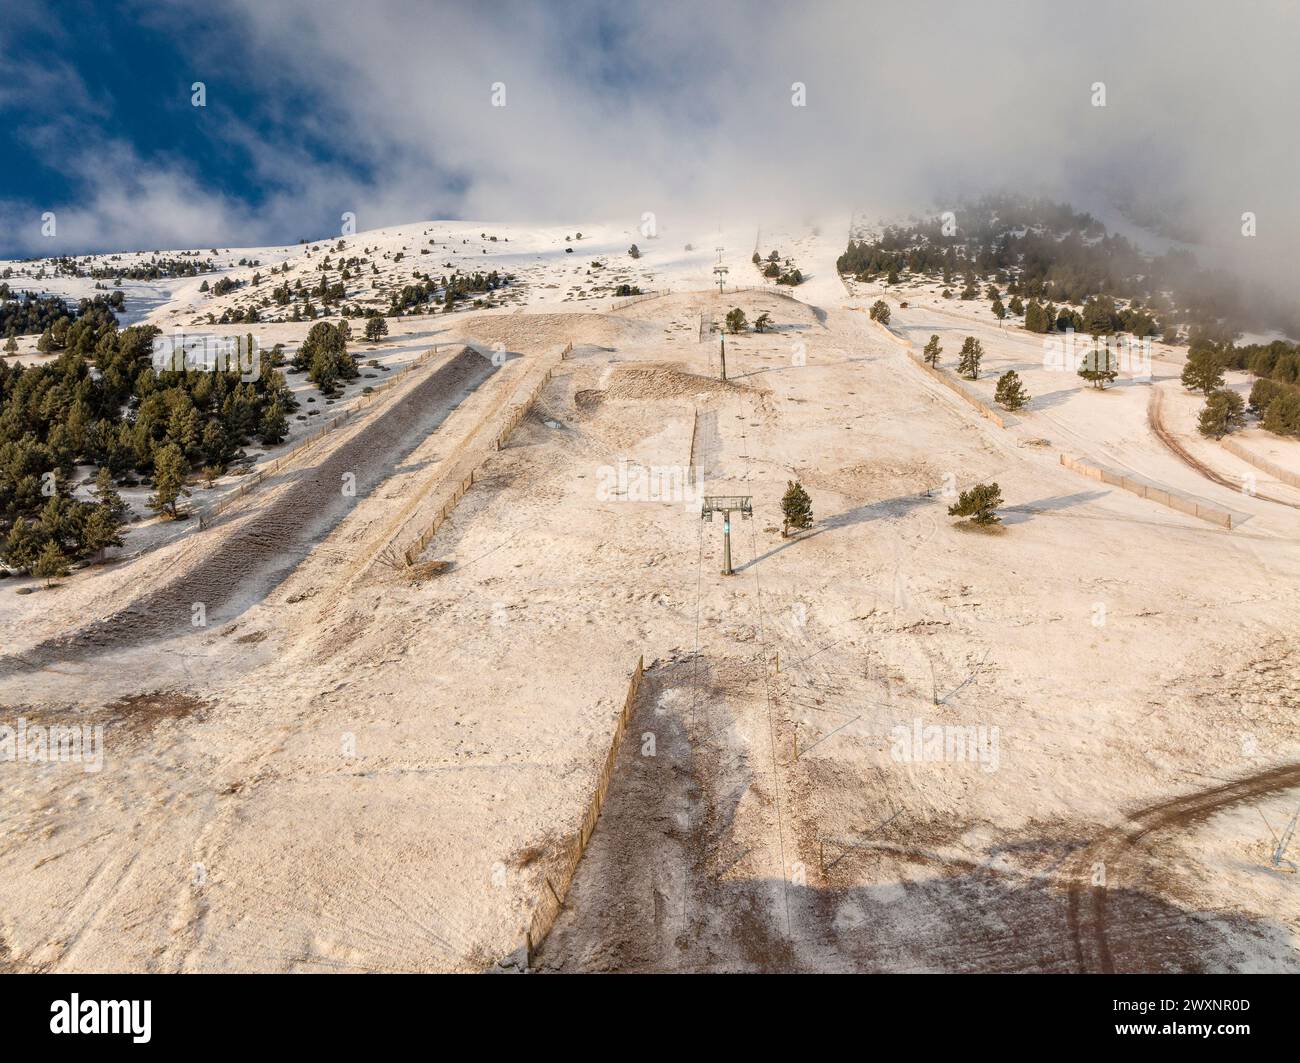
8 0 1300 312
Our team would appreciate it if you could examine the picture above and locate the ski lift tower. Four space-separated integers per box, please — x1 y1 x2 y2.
713 246 728 295
701 495 752 575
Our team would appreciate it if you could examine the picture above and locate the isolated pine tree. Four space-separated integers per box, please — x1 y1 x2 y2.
1077 345 1118 390
992 297 1006 322
364 315 389 342
948 482 1002 526
1024 300 1048 333
2 336 16 354
994 370 1029 410
869 300 890 324
726 307 748 334
958 336 983 379
781 480 813 538
923 335 942 366
1197 389 1245 439
754 312 772 333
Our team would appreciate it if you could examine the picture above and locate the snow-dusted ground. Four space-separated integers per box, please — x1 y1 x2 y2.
0 217 1297 972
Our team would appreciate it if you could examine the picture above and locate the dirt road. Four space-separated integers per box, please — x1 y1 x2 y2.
1148 387 1300 510
1067 762 1300 973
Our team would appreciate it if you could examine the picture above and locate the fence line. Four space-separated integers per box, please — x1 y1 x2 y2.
1220 435 1300 490
393 346 566 567
721 283 804 300
610 290 667 310
1059 453 1235 529
687 407 700 481
196 343 447 529
881 318 1017 429
521 655 645 968
108 344 450 561
400 467 478 566
495 368 555 451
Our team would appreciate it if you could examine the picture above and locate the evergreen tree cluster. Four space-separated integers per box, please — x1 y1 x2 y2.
1249 379 1300 437
1177 338 1300 439
758 249 803 286
47 254 218 281
388 270 506 314
837 195 1247 342
1 292 120 340
0 318 298 569
291 321 357 392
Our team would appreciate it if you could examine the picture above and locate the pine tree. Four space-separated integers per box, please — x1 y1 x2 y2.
92 468 130 526
992 297 1006 323
202 419 233 468
1024 300 1048 333
754 312 772 333
167 401 201 456
1197 389 1245 439
1082 296 1116 336
869 300 890 324
958 336 983 379
80 505 124 556
726 308 748 334
1181 347 1225 395
2 517 43 570
948 482 1002 526
1262 390 1300 437
1008 295 1024 316
2 336 16 355
923 335 942 366
364 316 389 342
147 443 191 519
33 540 68 586
994 370 1029 410
1077 344 1118 390
260 400 288 446
781 480 813 537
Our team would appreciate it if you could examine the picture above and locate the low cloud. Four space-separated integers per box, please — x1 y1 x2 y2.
6 0 1300 307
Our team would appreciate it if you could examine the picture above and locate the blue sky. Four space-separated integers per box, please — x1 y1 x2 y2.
3 0 1299 284
0 0 744 256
